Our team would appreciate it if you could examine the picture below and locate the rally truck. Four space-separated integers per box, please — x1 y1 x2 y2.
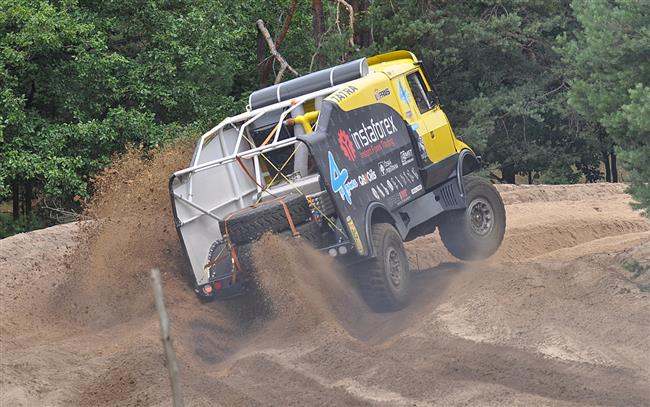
169 50 506 311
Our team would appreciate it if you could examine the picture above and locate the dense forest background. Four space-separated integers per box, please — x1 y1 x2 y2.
1 0 649 236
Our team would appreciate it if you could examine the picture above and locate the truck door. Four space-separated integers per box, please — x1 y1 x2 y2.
401 70 457 164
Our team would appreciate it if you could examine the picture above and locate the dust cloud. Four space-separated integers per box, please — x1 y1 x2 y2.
3 142 650 406
250 233 369 336
49 142 196 328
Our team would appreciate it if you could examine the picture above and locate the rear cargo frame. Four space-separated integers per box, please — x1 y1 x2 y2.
170 85 344 287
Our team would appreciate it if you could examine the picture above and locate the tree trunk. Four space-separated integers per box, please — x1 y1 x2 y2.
602 151 611 182
12 181 20 220
25 182 33 215
311 0 326 69
501 164 516 184
610 150 618 182
351 0 371 47
527 171 532 184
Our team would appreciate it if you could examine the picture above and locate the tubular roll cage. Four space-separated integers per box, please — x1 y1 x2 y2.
172 84 342 225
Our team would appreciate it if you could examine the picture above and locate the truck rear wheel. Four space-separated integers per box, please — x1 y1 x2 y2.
356 223 411 312
439 176 505 260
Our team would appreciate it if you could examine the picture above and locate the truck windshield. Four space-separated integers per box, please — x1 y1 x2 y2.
406 72 432 113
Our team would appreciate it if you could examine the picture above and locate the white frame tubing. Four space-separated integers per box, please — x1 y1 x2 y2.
175 84 341 179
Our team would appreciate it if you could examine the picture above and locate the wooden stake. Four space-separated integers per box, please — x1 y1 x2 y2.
151 268 184 407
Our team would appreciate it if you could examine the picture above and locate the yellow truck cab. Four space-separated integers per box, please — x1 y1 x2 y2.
170 50 505 311
329 50 473 164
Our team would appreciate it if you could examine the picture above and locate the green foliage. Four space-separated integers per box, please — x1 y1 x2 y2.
623 260 650 292
2 0 648 237
559 0 650 215
0 0 274 220
541 159 580 185
623 260 649 279
0 212 53 239
353 0 599 183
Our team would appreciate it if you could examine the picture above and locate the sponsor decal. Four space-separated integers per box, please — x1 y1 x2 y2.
346 216 365 255
399 189 409 200
357 168 377 186
398 80 412 106
400 148 414 165
410 123 420 131
374 88 390 100
347 116 398 150
372 185 386 199
405 110 413 119
328 151 358 205
378 159 398 176
329 85 358 103
360 138 397 159
411 184 423 194
371 187 380 200
338 129 357 161
338 115 400 161
406 169 416 182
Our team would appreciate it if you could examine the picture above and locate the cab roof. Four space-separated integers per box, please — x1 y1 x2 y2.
367 50 419 79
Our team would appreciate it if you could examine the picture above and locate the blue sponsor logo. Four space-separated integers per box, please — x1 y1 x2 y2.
328 151 358 205
398 81 412 106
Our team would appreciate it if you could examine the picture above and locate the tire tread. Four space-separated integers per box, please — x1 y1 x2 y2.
439 176 506 260
356 223 409 311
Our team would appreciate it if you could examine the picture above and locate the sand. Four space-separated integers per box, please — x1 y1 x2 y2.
1 146 649 406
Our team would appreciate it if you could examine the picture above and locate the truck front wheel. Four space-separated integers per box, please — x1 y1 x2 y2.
356 223 411 312
439 176 506 260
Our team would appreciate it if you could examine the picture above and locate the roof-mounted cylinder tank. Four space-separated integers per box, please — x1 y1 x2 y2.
248 58 369 110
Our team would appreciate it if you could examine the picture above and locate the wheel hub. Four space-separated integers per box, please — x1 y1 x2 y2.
387 247 402 286
469 198 493 236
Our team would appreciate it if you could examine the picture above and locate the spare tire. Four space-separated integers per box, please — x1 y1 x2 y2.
234 221 323 274
221 193 312 245
279 220 323 248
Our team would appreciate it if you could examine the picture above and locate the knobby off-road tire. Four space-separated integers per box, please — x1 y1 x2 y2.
357 223 411 312
439 176 506 261
234 221 323 274
221 193 312 245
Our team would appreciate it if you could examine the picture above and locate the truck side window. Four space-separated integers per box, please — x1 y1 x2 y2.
406 72 432 113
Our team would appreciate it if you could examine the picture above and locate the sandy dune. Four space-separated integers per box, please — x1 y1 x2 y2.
1 182 649 406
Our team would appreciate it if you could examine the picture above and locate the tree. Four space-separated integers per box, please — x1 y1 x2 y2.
357 0 597 183
1 0 103 218
0 0 278 222
559 0 650 215
4 0 644 236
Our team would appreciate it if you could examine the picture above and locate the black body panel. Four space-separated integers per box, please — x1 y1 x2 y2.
419 153 459 191
299 102 425 256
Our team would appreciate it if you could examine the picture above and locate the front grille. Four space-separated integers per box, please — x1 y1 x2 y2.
439 183 458 208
